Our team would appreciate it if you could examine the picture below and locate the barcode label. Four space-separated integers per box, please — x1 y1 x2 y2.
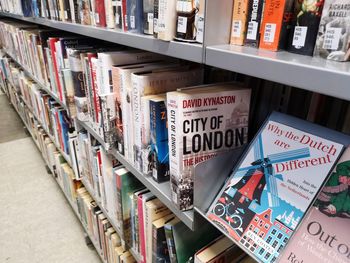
323 27 342 50
177 16 187 34
292 26 307 47
196 15 205 43
232 20 242 37
246 21 258 40
130 15 135 29
263 23 276 43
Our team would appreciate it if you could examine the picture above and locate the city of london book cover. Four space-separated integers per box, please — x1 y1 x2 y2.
207 112 345 263
280 147 350 263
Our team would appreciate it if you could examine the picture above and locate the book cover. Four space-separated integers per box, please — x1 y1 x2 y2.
153 0 159 38
167 83 251 211
313 0 350 61
127 0 144 33
150 96 170 183
114 0 123 29
157 0 177 41
279 147 350 263
244 0 264 47
207 112 347 263
80 0 92 25
143 0 154 34
175 0 197 42
95 0 107 27
122 0 128 31
230 0 250 46
105 0 115 28
286 0 324 56
259 0 295 51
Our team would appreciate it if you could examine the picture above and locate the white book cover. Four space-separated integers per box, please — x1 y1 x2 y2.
157 0 177 41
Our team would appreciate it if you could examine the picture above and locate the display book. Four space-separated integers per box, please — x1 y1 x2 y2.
167 82 251 211
207 111 350 263
279 146 350 263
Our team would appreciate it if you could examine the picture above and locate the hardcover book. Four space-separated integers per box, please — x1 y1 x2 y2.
127 0 144 33
143 0 154 34
244 0 264 47
286 0 325 56
259 0 294 51
207 112 348 263
279 147 350 263
167 83 251 211
156 0 177 41
230 0 250 46
313 0 350 61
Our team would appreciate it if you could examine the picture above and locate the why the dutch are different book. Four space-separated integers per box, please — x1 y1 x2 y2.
280 147 350 263
207 112 349 263
167 83 251 211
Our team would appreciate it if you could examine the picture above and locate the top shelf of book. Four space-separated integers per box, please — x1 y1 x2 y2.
0 12 203 63
206 45 350 101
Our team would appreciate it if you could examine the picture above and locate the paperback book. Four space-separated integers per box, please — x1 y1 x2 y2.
207 112 348 263
244 0 264 47
280 147 350 263
167 83 251 211
230 0 250 46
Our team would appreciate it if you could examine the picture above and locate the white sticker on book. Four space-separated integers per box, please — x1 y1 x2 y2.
323 27 342 50
64 11 68 20
130 15 135 29
232 20 242 37
154 18 159 33
196 15 204 43
148 13 154 33
95 13 100 24
177 16 187 34
116 13 120 25
292 26 307 48
246 21 258 40
263 23 276 43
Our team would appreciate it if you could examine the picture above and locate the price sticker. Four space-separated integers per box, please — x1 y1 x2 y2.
323 27 342 50
263 23 276 43
232 20 242 37
177 16 188 34
95 13 100 24
130 15 135 29
292 26 307 48
246 21 258 40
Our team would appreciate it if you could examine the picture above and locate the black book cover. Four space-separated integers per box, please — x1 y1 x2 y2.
244 0 265 47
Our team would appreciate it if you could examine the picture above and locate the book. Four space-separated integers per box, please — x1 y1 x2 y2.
152 213 176 263
114 0 123 29
230 0 250 46
150 95 170 183
207 111 349 263
175 0 197 42
127 0 144 33
143 0 154 34
194 235 245 263
94 0 107 27
313 0 350 62
105 0 115 28
259 0 295 51
164 217 180 263
156 0 177 41
244 0 264 47
167 83 251 211
80 0 92 25
279 146 350 263
153 0 159 38
286 0 325 56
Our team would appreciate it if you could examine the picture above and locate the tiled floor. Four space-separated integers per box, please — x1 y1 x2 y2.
0 93 100 263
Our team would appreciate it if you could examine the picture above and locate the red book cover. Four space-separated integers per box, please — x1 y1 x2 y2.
95 0 107 27
54 109 64 151
138 193 146 263
48 38 63 101
122 0 128 31
87 53 98 123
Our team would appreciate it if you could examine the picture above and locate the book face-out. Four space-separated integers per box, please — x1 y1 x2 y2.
280 148 350 263
207 118 344 263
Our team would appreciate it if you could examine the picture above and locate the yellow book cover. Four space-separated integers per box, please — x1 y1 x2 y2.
230 0 250 45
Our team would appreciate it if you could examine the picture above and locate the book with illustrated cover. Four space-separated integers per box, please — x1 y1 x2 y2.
259 0 295 51
167 83 251 211
287 0 325 56
313 0 350 61
207 112 349 263
279 147 350 263
230 0 250 46
244 0 264 47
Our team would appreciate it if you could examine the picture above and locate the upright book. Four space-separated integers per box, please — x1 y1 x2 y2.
313 0 350 62
167 83 251 211
230 0 250 46
244 0 264 47
279 147 350 263
207 112 349 263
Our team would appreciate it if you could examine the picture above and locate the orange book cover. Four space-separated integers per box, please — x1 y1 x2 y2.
259 0 294 51
230 0 250 46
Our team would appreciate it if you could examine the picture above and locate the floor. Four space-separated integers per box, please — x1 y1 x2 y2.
0 91 101 262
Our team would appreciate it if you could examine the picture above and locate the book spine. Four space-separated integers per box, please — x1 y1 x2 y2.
95 0 107 27
88 55 99 123
167 93 181 209
49 38 64 101
112 66 124 154
105 0 115 28
143 0 154 34
122 0 128 31
259 0 288 51
157 0 177 41
114 0 123 29
153 0 159 38
141 97 153 175
138 195 146 263
164 225 177 263
244 0 264 47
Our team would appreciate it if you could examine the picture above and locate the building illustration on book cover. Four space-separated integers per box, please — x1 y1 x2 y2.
207 118 344 263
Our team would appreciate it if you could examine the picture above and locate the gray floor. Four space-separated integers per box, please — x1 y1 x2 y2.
0 93 101 263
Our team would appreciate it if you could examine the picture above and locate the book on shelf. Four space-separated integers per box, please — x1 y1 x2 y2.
279 146 350 263
113 0 123 29
156 0 177 41
207 111 349 263
94 0 106 27
230 0 249 46
126 0 143 33
313 0 350 62
194 235 245 263
175 0 197 42
259 0 294 51
286 0 325 56
167 82 251 211
143 0 154 34
244 0 264 47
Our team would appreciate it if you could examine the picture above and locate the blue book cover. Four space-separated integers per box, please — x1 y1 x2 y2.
21 0 33 17
150 96 169 183
207 112 350 263
58 109 70 154
127 0 144 33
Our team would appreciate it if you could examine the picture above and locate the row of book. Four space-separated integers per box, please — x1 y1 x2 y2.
0 0 205 43
230 0 350 61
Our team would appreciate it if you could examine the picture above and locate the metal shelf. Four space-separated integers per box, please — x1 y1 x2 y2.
0 12 204 63
110 149 195 230
77 119 107 149
206 44 350 101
